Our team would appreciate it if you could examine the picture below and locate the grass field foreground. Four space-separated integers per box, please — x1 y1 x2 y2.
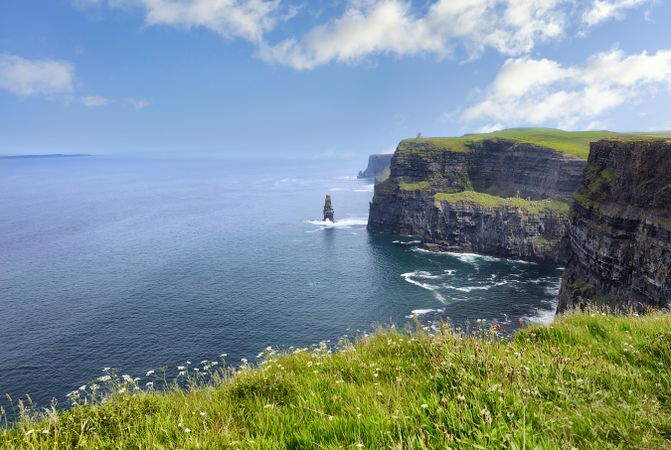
1 312 670 449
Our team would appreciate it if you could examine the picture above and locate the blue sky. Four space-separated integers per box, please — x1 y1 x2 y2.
1 0 670 157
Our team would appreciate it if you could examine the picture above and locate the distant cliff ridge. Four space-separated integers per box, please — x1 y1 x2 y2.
358 154 392 183
368 132 588 263
558 139 671 312
0 154 92 159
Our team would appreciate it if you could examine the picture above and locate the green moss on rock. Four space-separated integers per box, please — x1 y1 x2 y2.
399 181 430 191
434 191 571 215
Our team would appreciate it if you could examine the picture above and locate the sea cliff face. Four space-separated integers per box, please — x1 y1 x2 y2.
558 140 671 312
358 154 393 183
367 138 586 263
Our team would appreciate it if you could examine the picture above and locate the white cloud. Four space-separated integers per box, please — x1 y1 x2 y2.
110 0 282 43
0 53 151 108
461 49 671 129
125 97 151 109
582 0 650 26
80 95 112 106
0 53 74 95
260 0 570 70
72 0 654 70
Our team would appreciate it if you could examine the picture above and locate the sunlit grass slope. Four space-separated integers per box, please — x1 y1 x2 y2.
434 191 571 214
2 312 670 449
401 128 671 159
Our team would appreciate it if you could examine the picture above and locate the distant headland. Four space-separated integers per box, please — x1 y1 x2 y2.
0 154 92 159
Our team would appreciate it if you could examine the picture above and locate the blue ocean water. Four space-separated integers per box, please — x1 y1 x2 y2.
0 156 560 411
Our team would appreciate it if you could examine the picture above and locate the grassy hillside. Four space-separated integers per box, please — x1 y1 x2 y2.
2 312 670 449
401 128 671 159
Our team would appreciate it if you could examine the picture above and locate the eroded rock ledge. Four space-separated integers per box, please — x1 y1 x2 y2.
558 139 671 312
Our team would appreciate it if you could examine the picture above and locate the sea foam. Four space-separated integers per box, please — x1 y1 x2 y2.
307 218 368 229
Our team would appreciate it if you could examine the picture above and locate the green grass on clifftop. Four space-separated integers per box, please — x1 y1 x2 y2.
2 313 671 449
401 128 671 159
399 181 430 191
435 190 571 214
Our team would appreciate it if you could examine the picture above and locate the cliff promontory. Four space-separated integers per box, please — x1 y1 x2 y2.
358 154 392 183
368 130 590 263
558 139 671 312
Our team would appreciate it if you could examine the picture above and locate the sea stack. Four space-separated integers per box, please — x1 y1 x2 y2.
323 195 334 222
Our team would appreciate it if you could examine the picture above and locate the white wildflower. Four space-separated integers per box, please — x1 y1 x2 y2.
177 366 186 371
421 403 429 409
97 375 111 382
118 388 126 394
146 370 155 376
184 428 191 433
78 385 87 391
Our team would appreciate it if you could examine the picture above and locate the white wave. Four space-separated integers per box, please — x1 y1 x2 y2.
405 308 444 319
446 279 513 292
522 304 557 325
329 187 350 192
410 248 541 265
307 218 368 229
353 184 375 192
400 272 447 303
544 282 561 297
401 272 441 290
447 285 492 293
509 259 538 265
403 270 443 280
447 252 502 263
392 240 422 245
335 176 357 180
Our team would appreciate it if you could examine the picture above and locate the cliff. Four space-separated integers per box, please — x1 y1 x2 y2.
368 134 587 263
358 154 392 183
558 139 671 312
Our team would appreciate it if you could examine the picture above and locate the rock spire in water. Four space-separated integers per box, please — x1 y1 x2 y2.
323 195 334 222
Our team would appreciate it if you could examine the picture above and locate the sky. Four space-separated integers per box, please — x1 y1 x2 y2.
1 0 670 157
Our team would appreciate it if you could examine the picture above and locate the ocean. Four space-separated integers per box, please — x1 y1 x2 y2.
0 156 560 411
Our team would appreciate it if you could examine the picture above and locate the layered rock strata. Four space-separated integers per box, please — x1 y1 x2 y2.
558 139 671 312
367 138 586 263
